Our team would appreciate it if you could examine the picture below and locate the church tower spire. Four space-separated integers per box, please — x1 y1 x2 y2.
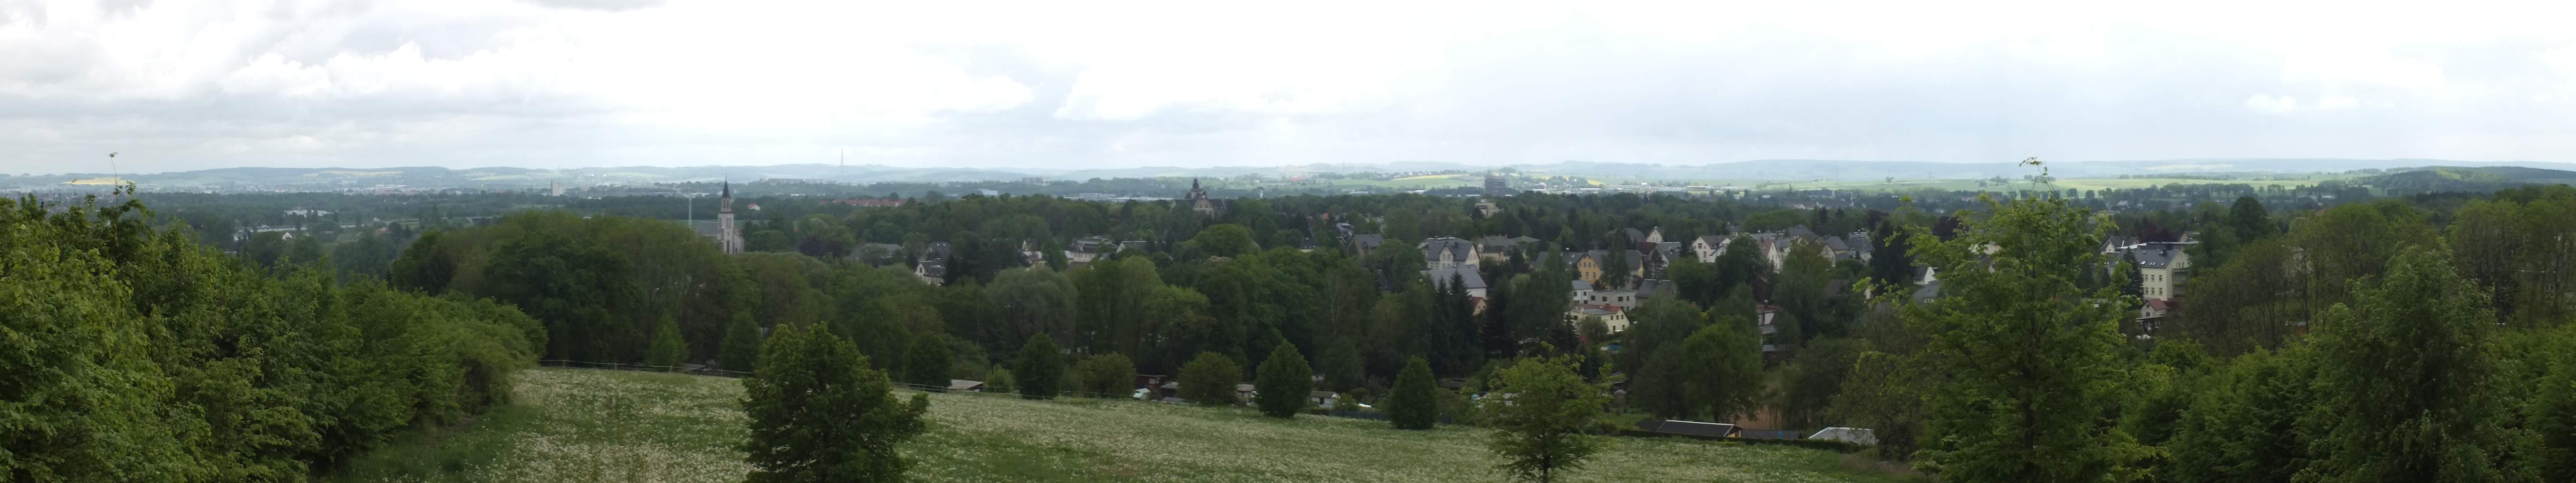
716 179 740 254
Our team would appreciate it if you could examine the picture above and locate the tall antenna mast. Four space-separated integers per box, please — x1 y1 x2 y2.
106 152 121 198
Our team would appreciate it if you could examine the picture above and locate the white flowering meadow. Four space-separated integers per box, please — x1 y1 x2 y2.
335 368 1909 483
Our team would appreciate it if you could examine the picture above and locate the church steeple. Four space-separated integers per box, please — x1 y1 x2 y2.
715 179 740 254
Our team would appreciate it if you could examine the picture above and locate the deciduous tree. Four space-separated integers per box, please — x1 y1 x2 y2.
1900 195 2135 480
1481 354 1612 483
741 323 929 483
1073 353 1136 398
1178 352 1241 406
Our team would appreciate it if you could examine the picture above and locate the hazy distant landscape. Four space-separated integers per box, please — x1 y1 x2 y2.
13 158 2572 195
13 1 2576 483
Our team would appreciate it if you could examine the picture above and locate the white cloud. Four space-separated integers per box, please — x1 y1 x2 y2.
2245 94 2301 114
2 0 2575 173
2317 95 2361 111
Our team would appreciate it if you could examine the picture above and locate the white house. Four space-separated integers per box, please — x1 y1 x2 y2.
1693 235 1728 263
1419 237 1480 270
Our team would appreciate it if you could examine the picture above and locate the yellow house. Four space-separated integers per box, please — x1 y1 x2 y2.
1571 250 1645 287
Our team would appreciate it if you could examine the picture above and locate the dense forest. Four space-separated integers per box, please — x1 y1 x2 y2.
2 189 542 481
14 173 2576 481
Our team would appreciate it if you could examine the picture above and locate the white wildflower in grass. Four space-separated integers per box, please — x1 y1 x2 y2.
334 368 1906 483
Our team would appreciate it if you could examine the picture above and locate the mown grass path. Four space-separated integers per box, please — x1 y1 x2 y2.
335 368 1909 483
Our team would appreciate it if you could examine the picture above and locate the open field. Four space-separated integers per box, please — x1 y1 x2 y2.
335 368 1912 483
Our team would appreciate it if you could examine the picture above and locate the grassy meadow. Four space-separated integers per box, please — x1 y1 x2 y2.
333 368 1914 483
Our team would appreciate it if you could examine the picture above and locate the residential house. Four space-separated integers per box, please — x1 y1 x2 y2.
1347 234 1385 259
1821 236 1855 261
848 243 905 266
1692 235 1729 263
1584 289 1639 309
1633 279 1677 301
915 242 951 284
2127 241 2195 301
1606 226 1665 246
1756 304 1791 361
1309 390 1342 408
1644 242 1685 279
1570 280 1593 303
1569 249 1646 288
1846 230 1873 263
2101 235 2143 255
1569 305 1631 333
1477 235 1540 263
1067 236 1116 265
1420 237 1481 270
1424 265 1489 300
2139 299 2174 337
1708 232 1794 270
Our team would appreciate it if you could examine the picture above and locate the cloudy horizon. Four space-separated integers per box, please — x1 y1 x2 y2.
4 0 2573 175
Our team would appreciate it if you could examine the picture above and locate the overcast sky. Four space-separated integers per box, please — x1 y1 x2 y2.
4 0 2573 174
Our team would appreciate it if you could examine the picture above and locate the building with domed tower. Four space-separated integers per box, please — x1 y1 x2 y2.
1181 178 1219 217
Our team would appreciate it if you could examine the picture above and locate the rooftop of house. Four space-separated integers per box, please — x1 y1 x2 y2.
1569 249 1645 267
2126 241 2195 268
1421 237 1477 263
1424 265 1487 291
1348 233 1385 249
1634 279 1676 298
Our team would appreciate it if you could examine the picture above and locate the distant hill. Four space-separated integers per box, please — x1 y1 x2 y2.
17 158 2576 193
2354 166 2576 193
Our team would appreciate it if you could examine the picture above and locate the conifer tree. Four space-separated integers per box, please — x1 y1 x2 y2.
646 315 686 371
720 312 763 373
1255 343 1313 418
1014 333 1064 399
902 336 953 388
1389 356 1440 430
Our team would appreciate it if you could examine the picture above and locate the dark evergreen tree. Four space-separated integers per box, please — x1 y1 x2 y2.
1013 333 1065 399
902 335 953 388
1255 342 1314 418
646 315 687 371
720 312 763 372
1389 356 1440 430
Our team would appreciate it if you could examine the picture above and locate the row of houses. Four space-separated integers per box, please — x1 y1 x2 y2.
1690 226 1874 268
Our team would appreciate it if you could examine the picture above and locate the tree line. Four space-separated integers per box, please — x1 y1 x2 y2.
1 189 544 481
